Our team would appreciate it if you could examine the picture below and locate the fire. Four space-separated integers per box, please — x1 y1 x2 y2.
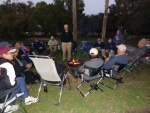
69 58 80 65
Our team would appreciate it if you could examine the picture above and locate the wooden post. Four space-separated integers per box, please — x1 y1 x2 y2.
101 0 109 42
72 0 77 41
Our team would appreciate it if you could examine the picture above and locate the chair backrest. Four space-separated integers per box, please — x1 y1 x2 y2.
83 65 101 77
113 62 126 72
29 55 61 82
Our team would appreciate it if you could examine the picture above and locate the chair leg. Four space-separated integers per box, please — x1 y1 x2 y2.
17 96 27 113
1 95 9 113
67 75 71 90
113 71 126 89
37 82 43 99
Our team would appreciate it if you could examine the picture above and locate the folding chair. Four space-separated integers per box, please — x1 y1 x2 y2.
100 62 127 89
126 54 144 73
76 65 103 97
29 55 71 105
0 85 27 113
80 41 93 57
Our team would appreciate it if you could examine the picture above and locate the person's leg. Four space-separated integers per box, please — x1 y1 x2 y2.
101 49 106 58
53 46 57 52
22 56 32 64
62 42 67 61
67 42 72 61
109 50 114 57
15 77 29 99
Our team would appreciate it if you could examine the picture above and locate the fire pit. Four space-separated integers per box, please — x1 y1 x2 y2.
68 58 84 67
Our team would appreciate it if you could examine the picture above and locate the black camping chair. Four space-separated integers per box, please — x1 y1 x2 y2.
100 62 127 89
0 85 27 113
76 65 103 97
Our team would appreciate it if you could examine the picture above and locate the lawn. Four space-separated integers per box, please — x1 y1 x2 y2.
15 37 150 113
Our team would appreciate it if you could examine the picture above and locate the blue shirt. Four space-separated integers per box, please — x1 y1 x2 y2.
93 42 105 49
113 34 124 45
105 42 116 51
103 54 129 75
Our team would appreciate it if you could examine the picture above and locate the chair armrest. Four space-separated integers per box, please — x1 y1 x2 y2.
0 85 19 99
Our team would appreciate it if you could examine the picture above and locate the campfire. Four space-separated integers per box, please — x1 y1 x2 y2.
69 58 81 65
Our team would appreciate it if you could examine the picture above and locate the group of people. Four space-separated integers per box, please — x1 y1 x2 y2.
76 37 150 78
93 30 124 58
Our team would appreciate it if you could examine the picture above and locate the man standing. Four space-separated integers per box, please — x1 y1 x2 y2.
113 30 124 46
61 24 73 61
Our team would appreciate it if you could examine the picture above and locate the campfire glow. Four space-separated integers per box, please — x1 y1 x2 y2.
69 58 81 65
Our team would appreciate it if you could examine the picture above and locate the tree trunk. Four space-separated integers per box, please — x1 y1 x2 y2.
101 0 109 42
72 0 77 41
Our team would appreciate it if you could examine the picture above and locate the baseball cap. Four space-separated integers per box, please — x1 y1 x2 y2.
138 38 147 46
116 44 127 51
89 48 98 55
0 46 16 55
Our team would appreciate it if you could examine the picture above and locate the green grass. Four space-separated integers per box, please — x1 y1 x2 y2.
15 37 150 113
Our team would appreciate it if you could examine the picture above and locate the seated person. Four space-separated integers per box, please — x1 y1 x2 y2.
76 48 104 77
33 38 46 54
113 30 124 46
15 42 32 64
128 38 148 61
104 38 116 58
93 38 105 57
0 46 38 112
48 36 58 57
10 49 40 85
103 44 129 75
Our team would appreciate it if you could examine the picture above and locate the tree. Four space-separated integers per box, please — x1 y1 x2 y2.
72 0 77 41
101 0 109 41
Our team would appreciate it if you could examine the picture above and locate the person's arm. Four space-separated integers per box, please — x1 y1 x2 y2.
48 40 51 46
0 62 16 86
103 56 116 69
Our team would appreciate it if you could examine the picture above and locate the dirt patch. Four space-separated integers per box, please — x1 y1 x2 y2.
125 107 150 113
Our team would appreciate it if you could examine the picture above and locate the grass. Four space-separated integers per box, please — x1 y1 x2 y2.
15 37 150 113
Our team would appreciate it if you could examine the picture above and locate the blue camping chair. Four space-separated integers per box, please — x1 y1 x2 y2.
80 41 93 57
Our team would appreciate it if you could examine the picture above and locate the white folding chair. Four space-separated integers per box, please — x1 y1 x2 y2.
29 55 71 105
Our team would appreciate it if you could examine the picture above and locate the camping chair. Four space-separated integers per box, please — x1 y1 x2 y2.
76 65 103 97
79 41 93 57
100 62 127 89
0 85 27 113
29 55 71 105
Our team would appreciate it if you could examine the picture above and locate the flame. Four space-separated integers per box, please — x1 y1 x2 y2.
69 58 80 65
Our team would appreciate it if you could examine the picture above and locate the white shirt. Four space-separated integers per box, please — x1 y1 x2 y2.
0 62 16 86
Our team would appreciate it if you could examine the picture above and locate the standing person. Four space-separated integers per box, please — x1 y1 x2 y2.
113 30 124 46
61 24 73 61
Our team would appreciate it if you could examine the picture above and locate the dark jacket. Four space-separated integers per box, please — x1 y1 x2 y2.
105 42 116 51
61 30 73 43
93 42 105 49
33 41 43 50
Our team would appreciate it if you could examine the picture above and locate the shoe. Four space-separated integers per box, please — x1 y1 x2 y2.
16 92 24 97
4 105 19 113
25 96 38 105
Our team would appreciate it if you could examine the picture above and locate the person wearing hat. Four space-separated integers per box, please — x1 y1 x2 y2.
48 36 58 57
0 46 38 112
113 30 124 46
61 24 73 61
128 38 148 60
75 48 104 77
103 44 129 75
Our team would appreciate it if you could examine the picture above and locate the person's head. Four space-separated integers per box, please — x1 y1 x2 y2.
89 48 99 59
0 46 16 61
19 41 24 46
116 44 127 55
15 42 21 49
146 39 150 45
34 38 38 42
10 48 19 58
97 38 101 43
51 36 55 41
138 38 147 48
116 30 120 35
108 38 112 43
64 24 68 31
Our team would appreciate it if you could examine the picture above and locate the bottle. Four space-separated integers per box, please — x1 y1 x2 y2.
43 84 48 93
